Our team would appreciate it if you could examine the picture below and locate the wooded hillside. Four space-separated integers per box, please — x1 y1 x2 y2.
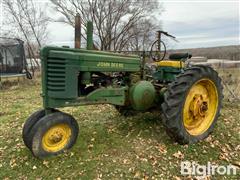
168 45 240 60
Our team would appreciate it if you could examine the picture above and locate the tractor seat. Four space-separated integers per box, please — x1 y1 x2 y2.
169 53 192 60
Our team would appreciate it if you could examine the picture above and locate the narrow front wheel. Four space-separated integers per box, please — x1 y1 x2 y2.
28 111 79 158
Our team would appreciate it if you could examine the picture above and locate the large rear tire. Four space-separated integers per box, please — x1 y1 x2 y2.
161 65 223 144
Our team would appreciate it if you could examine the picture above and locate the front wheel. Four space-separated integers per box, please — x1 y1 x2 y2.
28 111 79 158
161 65 223 144
22 109 59 149
22 109 46 149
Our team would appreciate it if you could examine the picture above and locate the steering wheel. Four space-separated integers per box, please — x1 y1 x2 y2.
149 40 166 62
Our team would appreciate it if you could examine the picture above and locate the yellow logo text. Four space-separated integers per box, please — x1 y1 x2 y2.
97 62 124 68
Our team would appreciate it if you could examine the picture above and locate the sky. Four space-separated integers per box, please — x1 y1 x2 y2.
1 0 239 49
160 0 240 49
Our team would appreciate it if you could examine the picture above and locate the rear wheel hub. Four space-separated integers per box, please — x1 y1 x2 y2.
183 79 218 136
190 94 208 118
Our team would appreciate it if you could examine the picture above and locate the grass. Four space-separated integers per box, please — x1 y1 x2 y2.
0 79 239 180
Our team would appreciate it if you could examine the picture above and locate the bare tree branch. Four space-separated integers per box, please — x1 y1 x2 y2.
3 0 50 68
50 0 163 51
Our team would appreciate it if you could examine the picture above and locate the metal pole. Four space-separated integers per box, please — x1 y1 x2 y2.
75 13 81 49
141 51 146 79
86 21 93 50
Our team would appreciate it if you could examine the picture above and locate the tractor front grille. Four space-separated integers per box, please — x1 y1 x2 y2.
47 58 66 92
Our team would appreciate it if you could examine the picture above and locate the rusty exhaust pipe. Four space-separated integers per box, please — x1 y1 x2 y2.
75 13 81 49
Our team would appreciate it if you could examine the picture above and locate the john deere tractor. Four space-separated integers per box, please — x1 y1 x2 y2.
23 22 223 158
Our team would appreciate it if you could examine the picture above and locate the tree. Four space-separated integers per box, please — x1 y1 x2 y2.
3 0 50 68
50 0 163 51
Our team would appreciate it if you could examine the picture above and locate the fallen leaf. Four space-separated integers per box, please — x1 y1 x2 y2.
157 144 167 154
173 176 181 180
219 153 229 161
43 160 49 168
134 171 141 178
9 159 17 168
173 151 184 159
88 144 94 149
123 159 130 164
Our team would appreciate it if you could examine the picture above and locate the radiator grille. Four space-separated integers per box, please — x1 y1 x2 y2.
47 58 66 92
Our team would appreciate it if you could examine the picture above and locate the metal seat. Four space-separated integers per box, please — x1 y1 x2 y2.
169 53 192 60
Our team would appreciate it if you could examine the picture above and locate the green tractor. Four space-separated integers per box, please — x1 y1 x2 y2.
23 22 223 158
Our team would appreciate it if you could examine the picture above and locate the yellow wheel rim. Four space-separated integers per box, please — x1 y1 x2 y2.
183 79 218 136
42 123 72 152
